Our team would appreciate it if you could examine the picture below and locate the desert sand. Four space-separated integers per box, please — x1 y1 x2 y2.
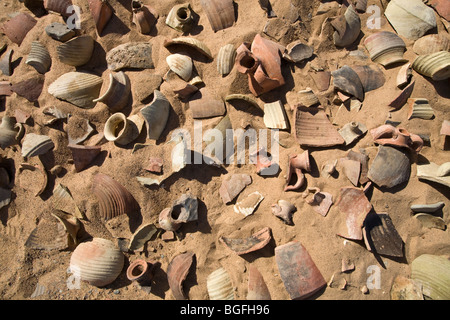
0 0 449 301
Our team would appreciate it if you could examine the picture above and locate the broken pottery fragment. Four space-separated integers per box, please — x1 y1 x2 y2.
233 191 264 217
338 121 367 145
166 3 194 33
25 214 71 251
93 71 131 113
310 71 331 92
128 223 157 251
189 88 226 119
411 202 445 214
247 265 271 300
132 0 158 34
219 174 252 204
251 147 279 176
417 162 450 188
390 275 423 300
44 0 73 17
411 254 450 300
413 34 450 56
52 183 83 219
384 0 437 40
166 53 193 81
57 35 94 67
21 133 54 158
415 214 446 230
263 100 289 130
217 44 236 76
167 251 195 300
294 106 345 147
18 163 48 197
321 159 338 178
368 145 411 188
145 157 163 173
303 188 333 217
0 81 12 96
347 149 370 184
106 42 154 71
370 124 423 153
219 227 272 255
293 88 320 108
140 90 170 140
389 80 415 109
364 31 407 67
396 63 412 89
407 98 434 120
352 65 385 93
11 76 45 103
275 241 326 300
207 267 234 300
285 150 311 192
271 200 296 225
67 117 94 145
427 0 450 21
200 0 235 32
163 37 213 60
283 41 313 63
104 113 143 146
258 0 276 18
340 158 361 186
0 116 23 150
336 187 372 240
45 22 75 42
158 194 198 232
0 50 13 76
26 41 51 74
363 212 404 257
89 0 113 36
225 94 261 110
68 144 101 172
331 65 364 101
441 120 450 136
331 5 361 47
1 12 37 45
412 51 450 81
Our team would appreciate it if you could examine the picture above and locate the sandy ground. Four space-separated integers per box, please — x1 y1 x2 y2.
0 0 449 300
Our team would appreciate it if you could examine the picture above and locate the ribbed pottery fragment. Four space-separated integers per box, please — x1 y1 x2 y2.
364 31 407 67
412 51 450 81
207 267 234 300
217 44 236 76
163 37 213 60
166 53 193 81
48 72 103 109
407 98 434 120
263 100 289 130
200 0 235 32
140 90 170 140
56 35 94 67
93 71 131 112
413 34 450 55
26 41 51 74
411 254 450 300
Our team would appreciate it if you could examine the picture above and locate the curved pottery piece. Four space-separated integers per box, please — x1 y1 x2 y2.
68 144 101 172
45 22 75 42
396 63 412 88
92 173 139 221
363 212 404 257
370 124 424 153
126 259 155 285
217 44 236 76
104 112 143 146
364 31 407 67
1 12 37 45
384 0 437 40
189 88 226 119
247 265 271 300
352 65 385 93
219 174 252 204
417 162 450 188
128 223 157 251
336 186 372 240
338 121 368 146
140 90 170 140
44 0 73 17
411 201 445 214
415 213 446 230
0 116 23 150
413 34 450 55
407 98 434 120
166 53 193 81
89 0 113 35
48 72 103 109
21 133 54 158
294 106 345 147
163 37 213 60
225 94 261 110
390 275 423 300
26 41 51 74
166 3 194 33
233 191 264 217
106 42 154 71
0 50 13 76
52 183 83 219
331 5 361 47
412 51 450 81
200 0 235 32
271 200 296 225
303 188 333 217
207 267 234 300
69 238 124 287
296 88 319 107
159 194 198 231
18 163 48 197
25 215 70 251
331 65 364 101
132 0 158 34
263 100 289 130
427 0 450 21
368 145 411 188
167 251 195 300
275 241 326 300
57 35 94 67
283 41 313 63
411 254 450 300
285 151 311 192
93 71 131 112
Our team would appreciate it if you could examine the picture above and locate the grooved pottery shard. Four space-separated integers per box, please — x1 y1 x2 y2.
368 145 411 188
384 0 437 40
263 100 289 130
336 187 372 240
106 43 154 71
200 0 235 32
411 254 450 300
275 241 326 300
363 212 404 257
294 106 345 147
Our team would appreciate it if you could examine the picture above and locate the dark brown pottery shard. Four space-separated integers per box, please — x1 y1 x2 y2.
0 50 13 76
294 106 345 147
331 65 364 101
388 80 415 109
367 145 411 188
11 76 45 102
275 241 326 300
247 265 271 300
167 251 195 300
363 212 404 257
68 144 102 172
219 227 272 255
336 186 372 240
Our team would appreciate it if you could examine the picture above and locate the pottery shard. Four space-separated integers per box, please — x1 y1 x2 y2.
294 106 345 147
363 212 404 257
247 265 271 300
219 227 272 255
427 0 450 21
188 88 226 119
384 0 437 40
368 145 411 188
45 22 75 42
219 174 252 204
106 43 154 71
275 241 326 300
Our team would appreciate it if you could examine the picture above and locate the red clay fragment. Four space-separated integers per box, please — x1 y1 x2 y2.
219 227 272 255
370 124 424 153
219 173 252 204
167 251 195 300
275 241 326 300
1 12 37 45
247 265 271 300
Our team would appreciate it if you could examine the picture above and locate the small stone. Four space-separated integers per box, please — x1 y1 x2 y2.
113 289 120 294
45 22 75 42
361 285 369 294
